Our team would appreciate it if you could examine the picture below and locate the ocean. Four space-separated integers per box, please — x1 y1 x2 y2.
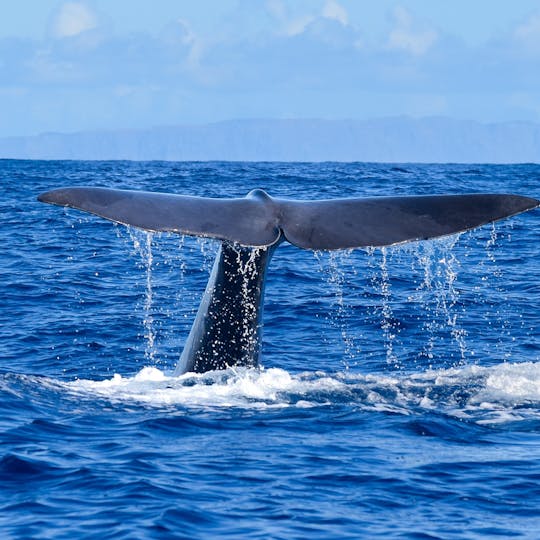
1 160 540 539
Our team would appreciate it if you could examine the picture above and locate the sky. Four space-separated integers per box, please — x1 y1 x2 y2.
1 0 540 136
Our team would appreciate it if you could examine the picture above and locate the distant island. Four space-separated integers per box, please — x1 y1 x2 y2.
1 117 539 163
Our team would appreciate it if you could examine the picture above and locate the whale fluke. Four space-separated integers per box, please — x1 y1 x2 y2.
279 194 539 249
38 186 539 374
38 188 539 250
38 187 281 247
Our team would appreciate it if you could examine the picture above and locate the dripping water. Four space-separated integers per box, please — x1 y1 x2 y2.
485 222 498 265
316 237 472 370
128 229 157 364
407 235 467 366
115 225 507 373
231 244 267 358
112 226 221 368
364 246 400 367
314 250 361 367
196 237 219 274
378 247 399 366
472 222 516 362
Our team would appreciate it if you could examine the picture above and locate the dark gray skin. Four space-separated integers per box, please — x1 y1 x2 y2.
38 187 539 374
175 241 278 374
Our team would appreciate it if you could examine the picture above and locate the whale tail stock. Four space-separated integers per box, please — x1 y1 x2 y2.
38 187 539 374
38 187 539 250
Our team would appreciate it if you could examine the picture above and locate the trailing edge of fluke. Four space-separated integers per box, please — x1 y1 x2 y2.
37 187 540 250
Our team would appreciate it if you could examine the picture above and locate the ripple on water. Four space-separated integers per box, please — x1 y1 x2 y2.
2 160 540 538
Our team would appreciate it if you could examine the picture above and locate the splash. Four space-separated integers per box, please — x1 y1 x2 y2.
40 362 540 425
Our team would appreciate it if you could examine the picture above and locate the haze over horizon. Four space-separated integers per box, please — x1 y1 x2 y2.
3 116 540 163
2 0 540 142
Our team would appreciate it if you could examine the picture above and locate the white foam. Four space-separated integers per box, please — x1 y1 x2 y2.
478 362 540 402
44 361 540 424
61 367 344 409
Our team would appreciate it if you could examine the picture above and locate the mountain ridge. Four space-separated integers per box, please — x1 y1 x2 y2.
2 117 539 163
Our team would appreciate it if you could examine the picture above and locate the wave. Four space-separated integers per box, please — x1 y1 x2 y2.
13 361 536 426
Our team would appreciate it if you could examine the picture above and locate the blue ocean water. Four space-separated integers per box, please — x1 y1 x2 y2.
1 159 540 539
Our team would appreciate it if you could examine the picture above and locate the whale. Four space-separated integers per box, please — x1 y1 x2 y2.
38 187 539 374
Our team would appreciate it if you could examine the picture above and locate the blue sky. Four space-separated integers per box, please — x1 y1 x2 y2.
2 0 540 136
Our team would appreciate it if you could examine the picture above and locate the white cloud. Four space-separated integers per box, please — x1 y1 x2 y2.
264 1 349 37
322 1 348 26
53 2 98 38
387 6 437 56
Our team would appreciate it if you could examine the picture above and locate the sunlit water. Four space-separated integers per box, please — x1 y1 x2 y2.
1 160 540 538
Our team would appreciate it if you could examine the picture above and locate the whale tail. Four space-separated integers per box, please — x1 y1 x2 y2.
38 187 539 250
38 186 539 374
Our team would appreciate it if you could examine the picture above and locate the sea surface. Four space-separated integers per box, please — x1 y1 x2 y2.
1 160 540 539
